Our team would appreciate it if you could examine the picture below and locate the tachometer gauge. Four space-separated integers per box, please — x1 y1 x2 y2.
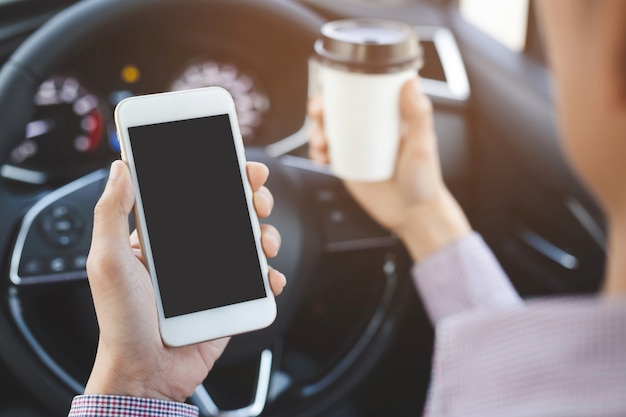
169 60 270 141
3 75 109 185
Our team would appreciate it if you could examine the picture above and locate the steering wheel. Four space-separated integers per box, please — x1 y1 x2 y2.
0 1 414 416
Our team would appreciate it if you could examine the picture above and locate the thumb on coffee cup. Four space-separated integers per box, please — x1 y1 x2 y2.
401 77 436 149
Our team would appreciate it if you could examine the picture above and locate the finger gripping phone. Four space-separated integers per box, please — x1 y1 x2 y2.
114 86 276 347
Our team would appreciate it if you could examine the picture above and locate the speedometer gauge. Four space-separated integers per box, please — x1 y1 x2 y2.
169 60 269 141
3 75 112 185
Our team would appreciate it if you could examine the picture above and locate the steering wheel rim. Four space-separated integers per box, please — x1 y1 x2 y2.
0 1 415 416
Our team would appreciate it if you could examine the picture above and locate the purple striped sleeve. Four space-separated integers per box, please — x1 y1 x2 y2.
423 296 626 416
412 231 522 325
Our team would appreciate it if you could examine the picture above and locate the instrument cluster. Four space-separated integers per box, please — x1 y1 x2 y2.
2 44 274 186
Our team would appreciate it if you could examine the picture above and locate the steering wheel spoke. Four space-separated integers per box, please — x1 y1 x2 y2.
279 154 398 253
192 349 275 417
9 169 108 287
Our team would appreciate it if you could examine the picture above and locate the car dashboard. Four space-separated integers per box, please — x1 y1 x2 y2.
1 3 313 186
0 0 472 188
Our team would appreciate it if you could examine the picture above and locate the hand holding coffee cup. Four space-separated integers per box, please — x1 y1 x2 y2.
312 18 423 182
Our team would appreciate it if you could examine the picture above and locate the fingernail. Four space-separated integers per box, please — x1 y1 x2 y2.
256 190 271 210
408 78 423 108
277 270 287 287
413 77 423 93
108 160 122 181
411 81 420 102
307 96 321 115
269 233 280 257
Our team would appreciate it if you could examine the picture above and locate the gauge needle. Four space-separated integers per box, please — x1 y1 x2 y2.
25 118 55 139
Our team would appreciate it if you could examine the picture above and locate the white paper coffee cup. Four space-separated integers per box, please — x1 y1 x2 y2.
313 18 423 182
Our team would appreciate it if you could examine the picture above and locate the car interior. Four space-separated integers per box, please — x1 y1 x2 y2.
0 0 606 416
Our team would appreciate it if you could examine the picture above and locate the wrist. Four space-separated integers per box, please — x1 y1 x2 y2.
396 189 472 262
84 351 182 403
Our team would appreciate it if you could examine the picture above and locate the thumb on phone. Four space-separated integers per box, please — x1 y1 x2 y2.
87 160 136 286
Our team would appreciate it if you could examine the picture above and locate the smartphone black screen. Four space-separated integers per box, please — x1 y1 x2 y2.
128 114 266 318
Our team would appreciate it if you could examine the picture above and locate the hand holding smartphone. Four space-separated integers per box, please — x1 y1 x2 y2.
114 86 276 347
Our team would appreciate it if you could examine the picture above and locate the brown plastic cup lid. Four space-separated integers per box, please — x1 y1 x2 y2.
314 18 423 73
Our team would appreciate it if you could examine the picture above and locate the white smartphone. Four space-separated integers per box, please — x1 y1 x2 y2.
114 86 276 347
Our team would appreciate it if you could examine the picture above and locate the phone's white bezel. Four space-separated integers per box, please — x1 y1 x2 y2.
114 86 276 347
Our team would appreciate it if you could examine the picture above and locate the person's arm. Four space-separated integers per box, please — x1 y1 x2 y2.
422 295 626 416
68 160 285 416
412 231 522 325
308 77 520 326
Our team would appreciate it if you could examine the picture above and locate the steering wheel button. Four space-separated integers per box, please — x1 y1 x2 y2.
316 189 336 202
50 257 66 272
52 205 69 217
38 204 85 247
21 258 44 276
329 209 345 223
73 255 87 270
54 219 72 232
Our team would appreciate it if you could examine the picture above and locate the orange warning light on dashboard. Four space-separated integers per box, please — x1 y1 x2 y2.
121 65 140 84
